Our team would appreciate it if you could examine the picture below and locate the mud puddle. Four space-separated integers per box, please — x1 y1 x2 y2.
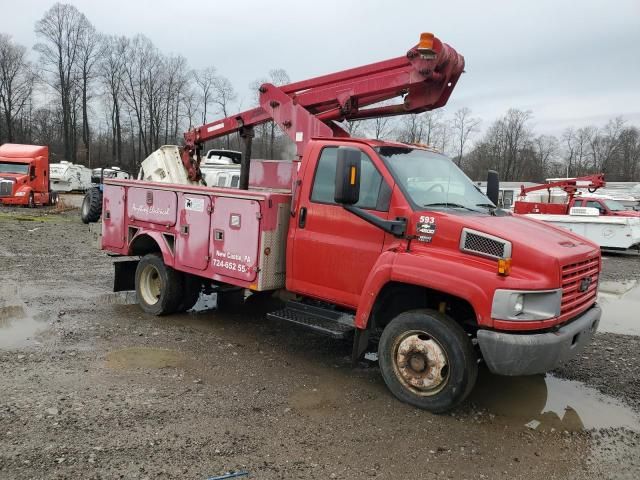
471 369 640 431
598 280 640 335
105 347 186 369
0 283 48 349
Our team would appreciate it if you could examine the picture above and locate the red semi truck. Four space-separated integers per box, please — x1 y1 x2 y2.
100 33 601 412
0 143 59 207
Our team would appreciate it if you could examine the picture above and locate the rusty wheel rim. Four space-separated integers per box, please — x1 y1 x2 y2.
391 330 450 396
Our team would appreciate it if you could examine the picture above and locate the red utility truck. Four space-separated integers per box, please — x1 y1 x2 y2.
0 143 58 207
100 33 602 412
514 174 640 217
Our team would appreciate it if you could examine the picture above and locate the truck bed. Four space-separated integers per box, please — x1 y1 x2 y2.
102 179 292 291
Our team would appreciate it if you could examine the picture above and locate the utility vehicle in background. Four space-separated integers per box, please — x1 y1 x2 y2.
81 166 130 223
97 33 602 412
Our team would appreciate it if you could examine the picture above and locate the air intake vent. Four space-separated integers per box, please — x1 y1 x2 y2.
460 228 511 260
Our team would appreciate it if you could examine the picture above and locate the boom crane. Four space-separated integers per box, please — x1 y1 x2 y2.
518 174 606 201
181 32 465 186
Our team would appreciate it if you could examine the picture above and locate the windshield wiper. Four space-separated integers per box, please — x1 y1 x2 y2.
423 202 481 212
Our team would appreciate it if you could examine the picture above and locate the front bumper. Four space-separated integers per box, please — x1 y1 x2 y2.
477 304 601 376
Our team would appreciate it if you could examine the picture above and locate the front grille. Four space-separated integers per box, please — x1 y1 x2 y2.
0 179 14 197
561 256 599 320
460 228 512 259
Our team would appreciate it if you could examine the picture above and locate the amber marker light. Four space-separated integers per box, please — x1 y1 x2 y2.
498 258 512 276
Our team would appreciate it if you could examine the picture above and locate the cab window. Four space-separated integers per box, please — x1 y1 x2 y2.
310 147 390 211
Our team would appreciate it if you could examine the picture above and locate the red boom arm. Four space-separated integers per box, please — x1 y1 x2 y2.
518 174 606 200
181 32 465 180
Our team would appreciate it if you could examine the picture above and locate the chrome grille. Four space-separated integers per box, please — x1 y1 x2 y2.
561 256 599 320
460 228 512 259
0 179 14 197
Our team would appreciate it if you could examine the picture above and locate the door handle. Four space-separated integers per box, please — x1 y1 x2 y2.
298 207 307 228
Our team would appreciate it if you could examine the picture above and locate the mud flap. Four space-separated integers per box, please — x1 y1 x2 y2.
351 328 371 366
113 259 139 292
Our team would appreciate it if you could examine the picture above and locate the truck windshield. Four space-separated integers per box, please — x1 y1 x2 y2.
377 147 493 212
0 162 29 174
604 199 626 211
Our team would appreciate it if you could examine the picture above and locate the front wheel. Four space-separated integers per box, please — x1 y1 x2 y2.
135 253 183 316
378 309 478 413
28 192 35 208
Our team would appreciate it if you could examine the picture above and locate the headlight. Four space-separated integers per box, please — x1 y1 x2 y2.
513 294 524 314
492 289 562 321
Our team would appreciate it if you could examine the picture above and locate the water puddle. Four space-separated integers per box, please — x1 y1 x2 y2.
0 283 47 349
598 280 640 336
470 370 640 431
105 347 185 370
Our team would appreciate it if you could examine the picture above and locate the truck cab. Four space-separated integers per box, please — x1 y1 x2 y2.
0 144 56 207
571 197 640 217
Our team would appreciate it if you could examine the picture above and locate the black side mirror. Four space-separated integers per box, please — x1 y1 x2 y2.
486 170 499 206
334 147 361 205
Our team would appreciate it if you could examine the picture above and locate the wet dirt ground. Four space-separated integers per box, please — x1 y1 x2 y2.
0 204 639 479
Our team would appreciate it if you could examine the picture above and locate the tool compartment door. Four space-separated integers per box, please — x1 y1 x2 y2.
102 185 126 249
211 197 260 282
175 193 211 270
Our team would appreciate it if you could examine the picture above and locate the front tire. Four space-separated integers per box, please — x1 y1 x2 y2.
135 253 183 316
378 309 478 413
28 192 35 208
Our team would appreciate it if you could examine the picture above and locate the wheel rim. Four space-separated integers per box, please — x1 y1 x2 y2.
139 264 162 306
391 330 450 396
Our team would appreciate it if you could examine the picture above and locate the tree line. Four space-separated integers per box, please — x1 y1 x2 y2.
0 2 638 182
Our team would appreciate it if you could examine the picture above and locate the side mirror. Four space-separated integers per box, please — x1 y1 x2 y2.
486 170 499 206
334 147 361 205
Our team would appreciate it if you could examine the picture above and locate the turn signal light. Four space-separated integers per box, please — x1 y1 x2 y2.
498 257 512 276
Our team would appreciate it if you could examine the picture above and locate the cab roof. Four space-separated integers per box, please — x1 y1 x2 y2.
0 143 48 160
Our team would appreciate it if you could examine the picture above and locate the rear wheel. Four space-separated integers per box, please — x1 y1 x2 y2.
378 309 478 413
81 187 102 223
135 253 183 316
49 192 59 206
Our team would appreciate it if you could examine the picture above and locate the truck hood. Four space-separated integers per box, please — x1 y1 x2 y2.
0 173 27 182
453 212 599 266
611 210 640 217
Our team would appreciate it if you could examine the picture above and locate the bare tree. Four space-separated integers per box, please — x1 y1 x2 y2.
77 20 102 165
0 34 34 142
99 35 126 163
35 2 90 161
451 107 481 167
193 67 216 125
211 75 237 148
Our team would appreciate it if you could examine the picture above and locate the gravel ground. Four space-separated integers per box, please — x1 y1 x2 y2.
0 206 638 480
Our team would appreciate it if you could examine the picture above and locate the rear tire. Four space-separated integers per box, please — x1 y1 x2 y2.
135 253 183 316
378 309 478 413
49 192 59 206
81 187 102 224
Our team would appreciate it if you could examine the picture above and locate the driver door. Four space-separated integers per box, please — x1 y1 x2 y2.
289 145 392 308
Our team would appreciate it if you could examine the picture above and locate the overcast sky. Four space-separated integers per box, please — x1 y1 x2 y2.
2 0 639 135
